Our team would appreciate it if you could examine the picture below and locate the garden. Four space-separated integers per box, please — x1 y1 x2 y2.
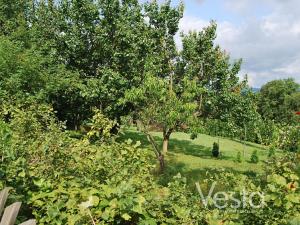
0 0 299 224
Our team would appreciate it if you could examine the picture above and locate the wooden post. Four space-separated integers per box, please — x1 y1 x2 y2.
0 188 10 215
0 202 21 225
19 220 36 225
0 188 36 225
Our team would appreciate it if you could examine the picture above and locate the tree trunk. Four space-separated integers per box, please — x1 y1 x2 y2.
158 154 165 172
162 128 173 154
145 132 165 172
162 137 169 154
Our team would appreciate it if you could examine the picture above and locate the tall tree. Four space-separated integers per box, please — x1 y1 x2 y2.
179 22 243 120
0 0 32 45
258 78 300 124
122 74 197 171
29 0 154 124
121 0 188 171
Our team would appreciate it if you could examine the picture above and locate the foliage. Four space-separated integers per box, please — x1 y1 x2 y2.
250 150 259 164
236 151 242 163
258 78 300 125
276 125 300 152
255 119 279 146
1 101 300 224
268 146 276 158
0 121 12 162
212 142 220 158
255 155 300 224
1 0 300 224
190 132 198 140
85 109 117 143
122 73 198 152
0 37 46 98
0 102 204 224
197 154 300 224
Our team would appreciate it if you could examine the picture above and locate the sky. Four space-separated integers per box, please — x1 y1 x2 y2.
144 0 300 87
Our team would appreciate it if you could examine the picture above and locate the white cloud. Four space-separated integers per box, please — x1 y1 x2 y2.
178 0 300 87
193 0 205 5
176 16 209 49
179 16 209 34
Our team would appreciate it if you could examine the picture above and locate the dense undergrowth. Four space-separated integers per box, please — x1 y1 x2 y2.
0 101 299 224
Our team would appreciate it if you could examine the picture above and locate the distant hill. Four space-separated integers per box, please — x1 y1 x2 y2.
251 87 261 93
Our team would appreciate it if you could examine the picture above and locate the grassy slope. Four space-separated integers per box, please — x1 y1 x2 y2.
118 127 282 186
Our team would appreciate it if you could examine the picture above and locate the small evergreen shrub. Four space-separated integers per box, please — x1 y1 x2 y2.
250 150 259 163
212 142 220 158
190 133 198 140
268 146 276 158
236 151 242 163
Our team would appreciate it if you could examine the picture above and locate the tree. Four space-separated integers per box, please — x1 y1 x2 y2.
122 74 197 171
0 37 45 98
30 0 152 121
178 22 260 145
120 1 199 171
0 0 30 41
179 22 243 120
258 78 300 124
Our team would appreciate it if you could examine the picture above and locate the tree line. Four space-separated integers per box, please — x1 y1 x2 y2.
0 1 300 224
1 0 299 168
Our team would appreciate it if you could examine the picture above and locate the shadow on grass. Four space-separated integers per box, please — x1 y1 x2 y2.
231 139 267 151
118 130 260 192
117 130 233 160
170 138 234 160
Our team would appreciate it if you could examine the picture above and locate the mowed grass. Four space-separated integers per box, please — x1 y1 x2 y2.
118 127 282 186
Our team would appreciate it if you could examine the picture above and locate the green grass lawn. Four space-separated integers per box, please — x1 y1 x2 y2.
118 127 282 187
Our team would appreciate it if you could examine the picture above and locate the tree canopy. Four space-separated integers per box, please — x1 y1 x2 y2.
258 78 300 124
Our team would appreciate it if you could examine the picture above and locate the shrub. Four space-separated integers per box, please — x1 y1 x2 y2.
277 125 300 152
268 146 276 158
0 102 204 224
257 119 279 145
250 150 259 163
236 151 242 163
190 132 198 140
86 109 117 143
212 142 220 158
224 155 300 224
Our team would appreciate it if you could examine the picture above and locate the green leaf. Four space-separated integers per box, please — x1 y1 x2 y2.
274 198 282 207
286 194 300 203
134 141 141 148
126 139 133 145
122 213 131 221
18 171 26 177
79 196 99 210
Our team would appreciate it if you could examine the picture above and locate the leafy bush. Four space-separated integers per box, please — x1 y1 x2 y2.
277 125 300 152
212 142 220 158
190 132 198 140
200 154 300 224
1 102 300 224
85 109 117 143
257 155 300 224
0 102 205 224
256 119 280 145
268 146 276 158
250 150 259 163
236 151 242 163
